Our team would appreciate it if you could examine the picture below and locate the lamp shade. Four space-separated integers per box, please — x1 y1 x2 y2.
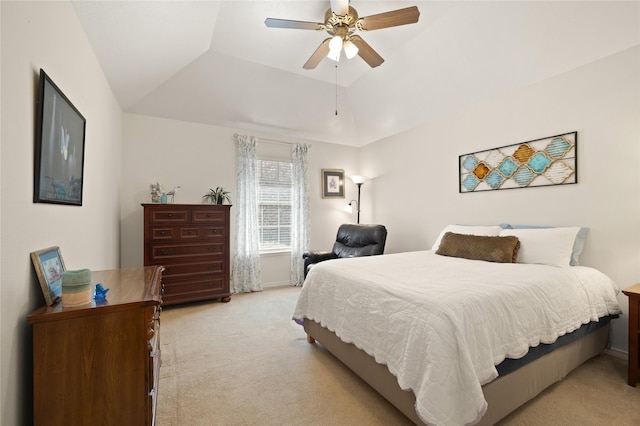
350 175 369 185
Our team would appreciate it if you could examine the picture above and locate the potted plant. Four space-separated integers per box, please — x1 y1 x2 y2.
203 186 231 205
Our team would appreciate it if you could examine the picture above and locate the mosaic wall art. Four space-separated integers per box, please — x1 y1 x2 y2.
459 132 577 193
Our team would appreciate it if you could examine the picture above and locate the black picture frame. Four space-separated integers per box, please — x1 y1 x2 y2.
321 169 345 198
34 69 86 205
30 246 66 306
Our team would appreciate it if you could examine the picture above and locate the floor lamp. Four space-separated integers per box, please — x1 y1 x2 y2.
349 175 368 224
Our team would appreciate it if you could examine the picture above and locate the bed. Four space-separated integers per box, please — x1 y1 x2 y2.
293 226 621 426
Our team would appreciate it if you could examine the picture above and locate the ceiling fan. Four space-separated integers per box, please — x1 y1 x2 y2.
265 0 420 70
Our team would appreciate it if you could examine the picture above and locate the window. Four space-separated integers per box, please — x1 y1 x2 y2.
256 159 292 251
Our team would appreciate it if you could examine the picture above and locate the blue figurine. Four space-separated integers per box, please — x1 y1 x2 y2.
94 283 110 299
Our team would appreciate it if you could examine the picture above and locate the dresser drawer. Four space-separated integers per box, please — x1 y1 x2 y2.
148 208 189 224
191 207 226 224
179 226 225 240
162 276 226 296
150 227 177 240
163 261 224 278
149 243 224 263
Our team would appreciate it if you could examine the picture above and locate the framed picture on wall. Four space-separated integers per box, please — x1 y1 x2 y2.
34 69 86 206
321 169 345 198
30 246 66 306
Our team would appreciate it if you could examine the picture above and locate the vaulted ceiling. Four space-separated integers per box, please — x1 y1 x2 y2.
72 1 639 146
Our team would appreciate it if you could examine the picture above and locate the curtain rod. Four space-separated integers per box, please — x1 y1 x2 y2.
258 137 312 148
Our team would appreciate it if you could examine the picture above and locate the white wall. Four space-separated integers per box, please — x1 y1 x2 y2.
0 2 124 425
121 113 360 285
360 46 640 353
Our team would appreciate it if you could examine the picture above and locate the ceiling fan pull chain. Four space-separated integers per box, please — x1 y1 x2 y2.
335 64 338 116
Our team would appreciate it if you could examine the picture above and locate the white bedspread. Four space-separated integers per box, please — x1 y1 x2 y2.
292 251 621 426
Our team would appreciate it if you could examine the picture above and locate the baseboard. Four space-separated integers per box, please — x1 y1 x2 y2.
262 281 292 289
605 347 628 360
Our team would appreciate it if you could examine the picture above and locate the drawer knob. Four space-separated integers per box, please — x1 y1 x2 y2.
207 213 212 218
168 213 173 218
188 230 193 234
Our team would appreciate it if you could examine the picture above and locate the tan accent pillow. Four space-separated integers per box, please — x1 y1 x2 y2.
436 232 520 263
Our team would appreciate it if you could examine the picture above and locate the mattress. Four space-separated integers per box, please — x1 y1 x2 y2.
495 314 616 376
293 250 621 426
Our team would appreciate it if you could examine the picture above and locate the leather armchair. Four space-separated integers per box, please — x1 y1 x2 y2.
302 224 387 278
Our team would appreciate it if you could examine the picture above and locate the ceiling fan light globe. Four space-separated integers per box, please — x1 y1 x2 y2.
343 40 359 59
327 48 341 62
329 35 343 51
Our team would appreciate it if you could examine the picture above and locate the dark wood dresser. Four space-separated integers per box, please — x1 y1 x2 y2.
142 203 232 305
623 283 640 386
27 266 163 426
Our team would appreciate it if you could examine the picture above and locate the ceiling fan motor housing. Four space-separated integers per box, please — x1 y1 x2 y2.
325 6 359 32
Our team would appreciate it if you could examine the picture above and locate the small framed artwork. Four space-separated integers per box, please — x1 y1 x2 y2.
34 69 86 206
322 169 345 198
30 246 66 306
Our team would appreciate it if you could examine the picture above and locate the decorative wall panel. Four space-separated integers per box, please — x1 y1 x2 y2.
459 132 577 193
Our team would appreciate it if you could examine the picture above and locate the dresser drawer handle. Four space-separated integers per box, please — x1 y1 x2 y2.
161 249 172 255
168 213 173 218
187 230 193 234
207 213 212 218
160 231 166 236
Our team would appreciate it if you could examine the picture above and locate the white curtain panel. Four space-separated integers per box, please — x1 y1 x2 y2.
290 144 310 286
231 134 262 293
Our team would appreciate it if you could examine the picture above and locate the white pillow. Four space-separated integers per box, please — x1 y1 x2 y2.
431 225 503 251
499 227 580 268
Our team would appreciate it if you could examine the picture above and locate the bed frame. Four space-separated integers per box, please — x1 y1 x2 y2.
304 318 609 425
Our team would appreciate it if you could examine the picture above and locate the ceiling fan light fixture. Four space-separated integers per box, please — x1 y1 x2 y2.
329 35 343 51
265 3 421 70
343 39 359 59
327 48 341 62
327 35 343 61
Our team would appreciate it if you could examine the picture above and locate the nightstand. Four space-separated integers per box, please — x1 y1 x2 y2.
622 283 640 386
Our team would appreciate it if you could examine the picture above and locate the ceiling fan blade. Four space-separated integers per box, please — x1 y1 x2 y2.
350 35 384 68
303 38 332 70
330 0 349 16
357 6 420 31
265 18 324 30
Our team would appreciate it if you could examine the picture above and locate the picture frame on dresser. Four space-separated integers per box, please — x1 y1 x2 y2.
30 246 66 306
34 69 86 206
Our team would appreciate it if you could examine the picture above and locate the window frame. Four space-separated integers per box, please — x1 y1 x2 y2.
255 158 293 253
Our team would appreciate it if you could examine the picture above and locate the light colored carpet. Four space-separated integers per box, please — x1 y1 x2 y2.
156 286 640 426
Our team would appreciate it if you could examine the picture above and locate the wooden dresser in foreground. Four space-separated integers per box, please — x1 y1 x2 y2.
27 266 163 426
142 203 232 305
623 283 640 386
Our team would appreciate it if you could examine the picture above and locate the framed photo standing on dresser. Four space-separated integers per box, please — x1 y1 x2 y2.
30 246 66 306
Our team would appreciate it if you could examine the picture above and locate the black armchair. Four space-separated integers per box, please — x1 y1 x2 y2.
302 224 387 278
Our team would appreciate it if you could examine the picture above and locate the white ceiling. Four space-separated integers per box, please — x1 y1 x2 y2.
72 1 639 147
